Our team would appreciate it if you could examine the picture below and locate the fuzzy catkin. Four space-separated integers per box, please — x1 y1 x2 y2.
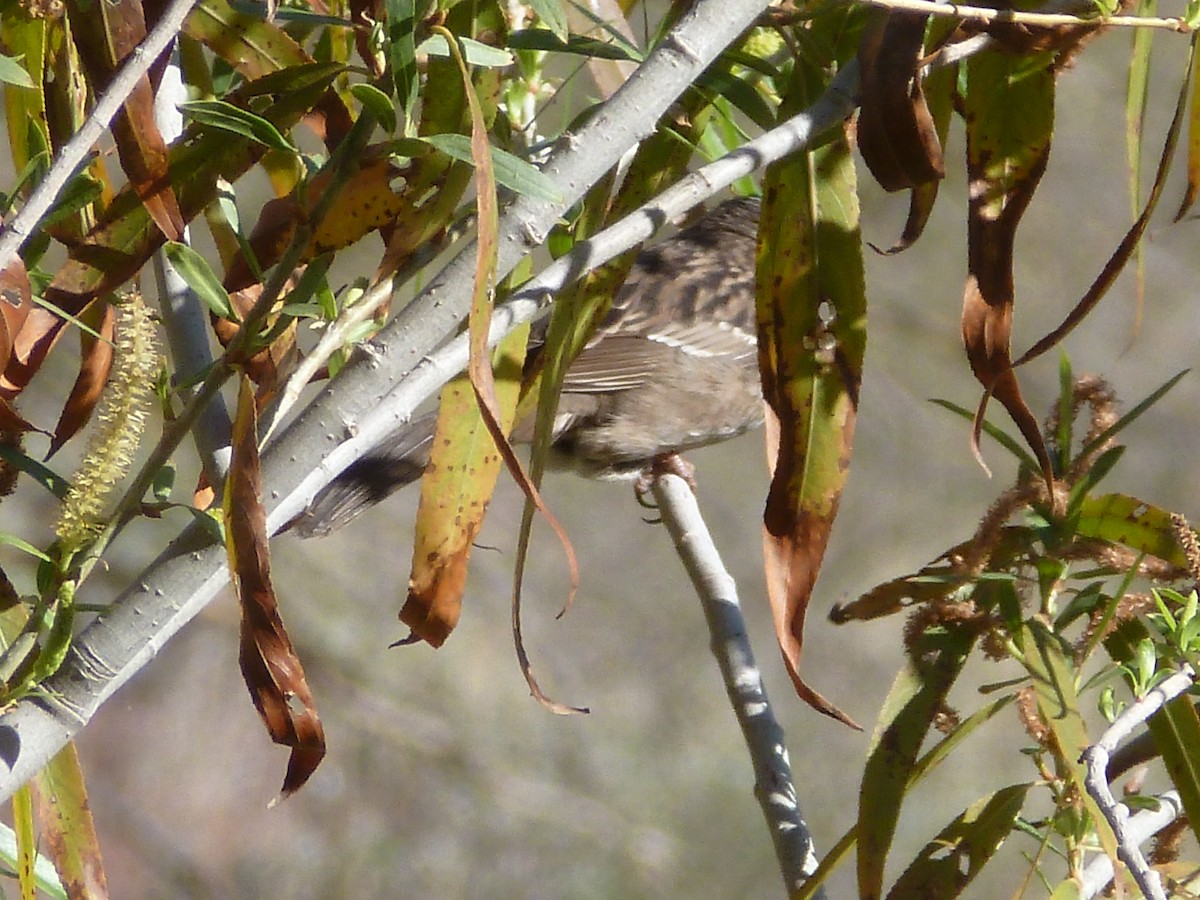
56 294 160 551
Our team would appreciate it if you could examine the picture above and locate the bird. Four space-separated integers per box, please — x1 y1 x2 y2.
291 196 763 537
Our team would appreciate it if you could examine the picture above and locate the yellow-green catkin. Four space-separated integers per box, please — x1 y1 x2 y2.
55 293 160 552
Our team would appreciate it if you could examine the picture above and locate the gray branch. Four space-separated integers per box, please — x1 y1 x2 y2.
650 472 825 899
1080 667 1195 900
0 0 779 802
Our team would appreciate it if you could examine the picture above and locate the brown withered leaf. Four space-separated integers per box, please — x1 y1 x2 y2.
47 301 115 457
960 50 1055 483
0 254 32 369
758 75 866 729
226 377 324 797
3 306 66 400
857 11 945 193
68 0 184 241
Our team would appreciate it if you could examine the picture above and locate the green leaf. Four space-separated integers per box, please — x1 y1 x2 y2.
0 533 51 563
929 398 1042 475
385 0 420 122
417 34 515 67
886 784 1032 898
506 28 640 62
526 0 569 40
420 133 562 202
0 53 34 88
164 241 238 322
178 99 297 152
1020 620 1119 858
349 83 397 133
858 626 976 898
0 444 68 499
1077 369 1189 461
1076 492 1191 569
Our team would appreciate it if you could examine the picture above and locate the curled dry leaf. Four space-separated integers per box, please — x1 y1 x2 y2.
857 11 945 193
960 50 1055 483
226 378 324 797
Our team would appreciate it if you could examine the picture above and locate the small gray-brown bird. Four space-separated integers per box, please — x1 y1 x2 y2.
293 196 762 537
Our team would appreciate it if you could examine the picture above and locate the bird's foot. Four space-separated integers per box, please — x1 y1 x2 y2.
633 453 698 503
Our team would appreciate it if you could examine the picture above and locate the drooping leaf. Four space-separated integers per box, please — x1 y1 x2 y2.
404 325 528 646
1012 40 1193 370
178 99 299 153
856 11 944 193
226 377 325 797
960 49 1055 483
1125 0 1155 331
759 60 865 727
506 28 641 62
885 783 1031 898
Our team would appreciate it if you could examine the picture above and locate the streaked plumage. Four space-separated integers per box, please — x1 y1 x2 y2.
293 197 762 537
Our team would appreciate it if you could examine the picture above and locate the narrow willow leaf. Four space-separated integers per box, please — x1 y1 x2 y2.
32 742 108 898
0 822 66 898
1125 0 1155 330
1077 368 1188 460
526 0 569 40
417 34 515 67
506 28 640 61
385 0 420 121
419 133 562 201
886 783 1031 898
178 99 297 152
164 241 238 321
349 82 397 133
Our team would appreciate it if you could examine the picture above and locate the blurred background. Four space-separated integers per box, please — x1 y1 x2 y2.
5 17 1200 900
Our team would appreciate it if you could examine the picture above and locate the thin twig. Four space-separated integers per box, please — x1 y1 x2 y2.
861 0 1192 32
1079 791 1184 899
650 472 824 899
1080 667 1196 900
0 0 202 271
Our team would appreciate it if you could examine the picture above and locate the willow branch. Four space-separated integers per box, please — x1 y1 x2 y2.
650 472 825 900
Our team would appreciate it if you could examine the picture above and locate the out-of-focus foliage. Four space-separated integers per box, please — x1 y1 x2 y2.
0 0 1199 896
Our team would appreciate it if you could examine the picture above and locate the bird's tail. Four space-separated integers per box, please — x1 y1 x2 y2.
288 410 438 538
